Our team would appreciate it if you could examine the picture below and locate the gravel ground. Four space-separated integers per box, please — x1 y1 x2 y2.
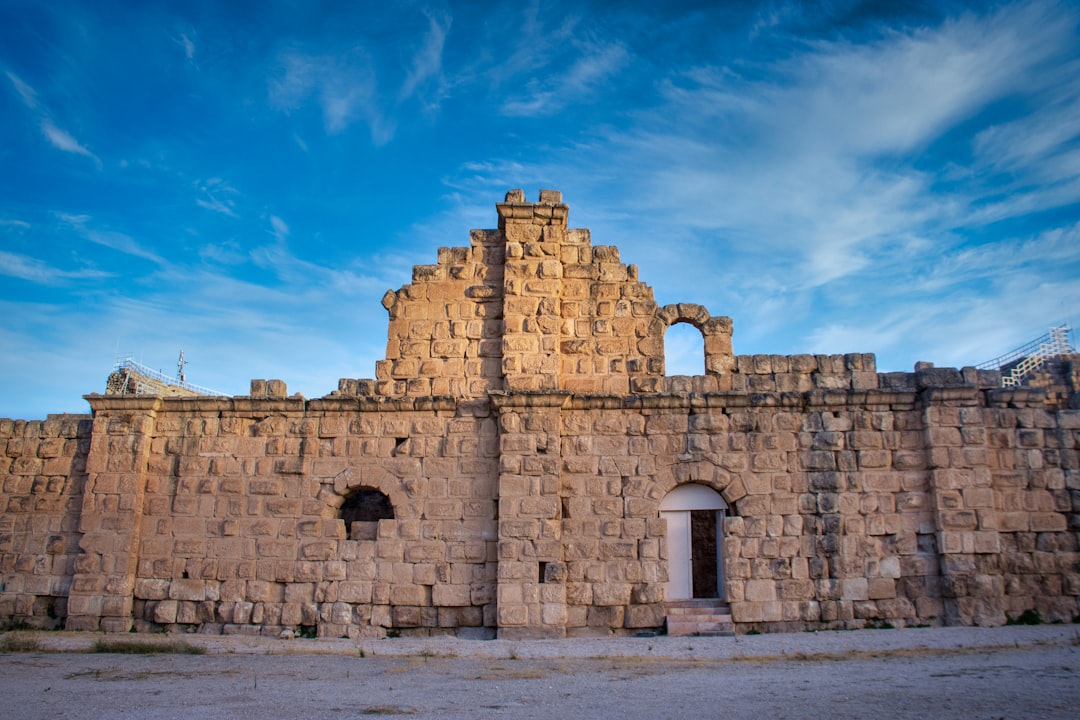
1 625 1077 719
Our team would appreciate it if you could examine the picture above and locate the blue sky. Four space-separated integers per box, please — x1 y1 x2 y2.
2 0 1079 419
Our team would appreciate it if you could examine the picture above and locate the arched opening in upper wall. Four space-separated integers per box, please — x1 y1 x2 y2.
340 487 394 540
664 321 705 376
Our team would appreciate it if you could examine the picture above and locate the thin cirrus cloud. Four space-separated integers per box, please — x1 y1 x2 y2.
250 213 393 295
0 250 112 285
396 11 451 109
499 40 630 117
6 71 101 165
176 31 195 61
58 214 166 265
195 178 241 218
41 118 99 162
267 11 452 142
268 50 386 140
5 69 37 108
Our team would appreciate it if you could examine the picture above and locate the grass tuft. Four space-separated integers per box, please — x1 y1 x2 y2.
0 632 42 653
92 638 206 655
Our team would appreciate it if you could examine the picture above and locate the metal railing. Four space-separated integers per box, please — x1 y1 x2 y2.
113 356 226 397
975 325 1075 388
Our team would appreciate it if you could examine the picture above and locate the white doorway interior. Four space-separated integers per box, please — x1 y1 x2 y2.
660 484 727 600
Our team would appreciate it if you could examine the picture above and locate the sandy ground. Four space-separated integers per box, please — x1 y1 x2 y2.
1 625 1077 719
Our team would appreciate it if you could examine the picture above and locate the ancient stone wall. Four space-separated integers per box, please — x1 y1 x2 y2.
64 392 500 638
0 190 1077 638
0 415 90 628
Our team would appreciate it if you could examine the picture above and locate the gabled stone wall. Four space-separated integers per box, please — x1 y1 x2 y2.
1 190 1077 638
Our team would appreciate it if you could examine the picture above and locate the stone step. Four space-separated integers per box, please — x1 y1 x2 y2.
665 613 733 623
665 617 735 637
665 598 728 607
664 599 734 636
666 606 731 617
665 600 730 615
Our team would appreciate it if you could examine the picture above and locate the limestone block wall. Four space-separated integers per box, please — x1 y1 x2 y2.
544 391 942 634
0 415 90 627
487 382 1078 636
64 394 501 638
708 391 939 629
987 389 1079 623
369 231 507 399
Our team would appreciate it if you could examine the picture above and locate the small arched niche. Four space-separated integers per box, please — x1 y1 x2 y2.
664 321 706 376
340 487 395 540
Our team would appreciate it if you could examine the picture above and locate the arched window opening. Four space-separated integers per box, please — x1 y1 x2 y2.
340 487 394 540
664 321 705 376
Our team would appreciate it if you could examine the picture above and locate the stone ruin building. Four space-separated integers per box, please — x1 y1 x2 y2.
1 189 1078 639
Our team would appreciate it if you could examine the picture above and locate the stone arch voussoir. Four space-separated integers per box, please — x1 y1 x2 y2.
328 465 417 520
655 457 745 514
659 303 710 331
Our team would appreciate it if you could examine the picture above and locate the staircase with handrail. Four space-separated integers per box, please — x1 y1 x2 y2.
976 325 1075 388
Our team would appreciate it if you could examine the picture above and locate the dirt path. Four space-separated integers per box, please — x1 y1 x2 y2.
1 626 1077 719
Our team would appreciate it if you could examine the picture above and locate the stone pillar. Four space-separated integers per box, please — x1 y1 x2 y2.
66 396 159 631
920 381 1004 626
498 189 567 392
490 391 568 639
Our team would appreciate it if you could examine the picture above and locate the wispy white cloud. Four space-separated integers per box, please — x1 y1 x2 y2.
0 250 112 285
195 178 241 217
500 40 629 117
268 214 289 242
748 0 803 39
480 1 577 87
398 11 451 110
269 50 392 142
5 70 37 108
0 219 31 230
85 228 166 264
41 119 100 164
7 69 102 166
58 214 166 265
198 240 246 266
247 212 398 297
901 222 1080 303
177 32 195 61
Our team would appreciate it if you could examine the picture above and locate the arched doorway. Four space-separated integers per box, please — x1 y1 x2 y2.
660 484 727 600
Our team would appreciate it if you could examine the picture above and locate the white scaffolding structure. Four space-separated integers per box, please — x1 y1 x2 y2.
112 355 226 397
975 325 1075 388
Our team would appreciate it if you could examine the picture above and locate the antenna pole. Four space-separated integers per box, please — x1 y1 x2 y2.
178 349 187 384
